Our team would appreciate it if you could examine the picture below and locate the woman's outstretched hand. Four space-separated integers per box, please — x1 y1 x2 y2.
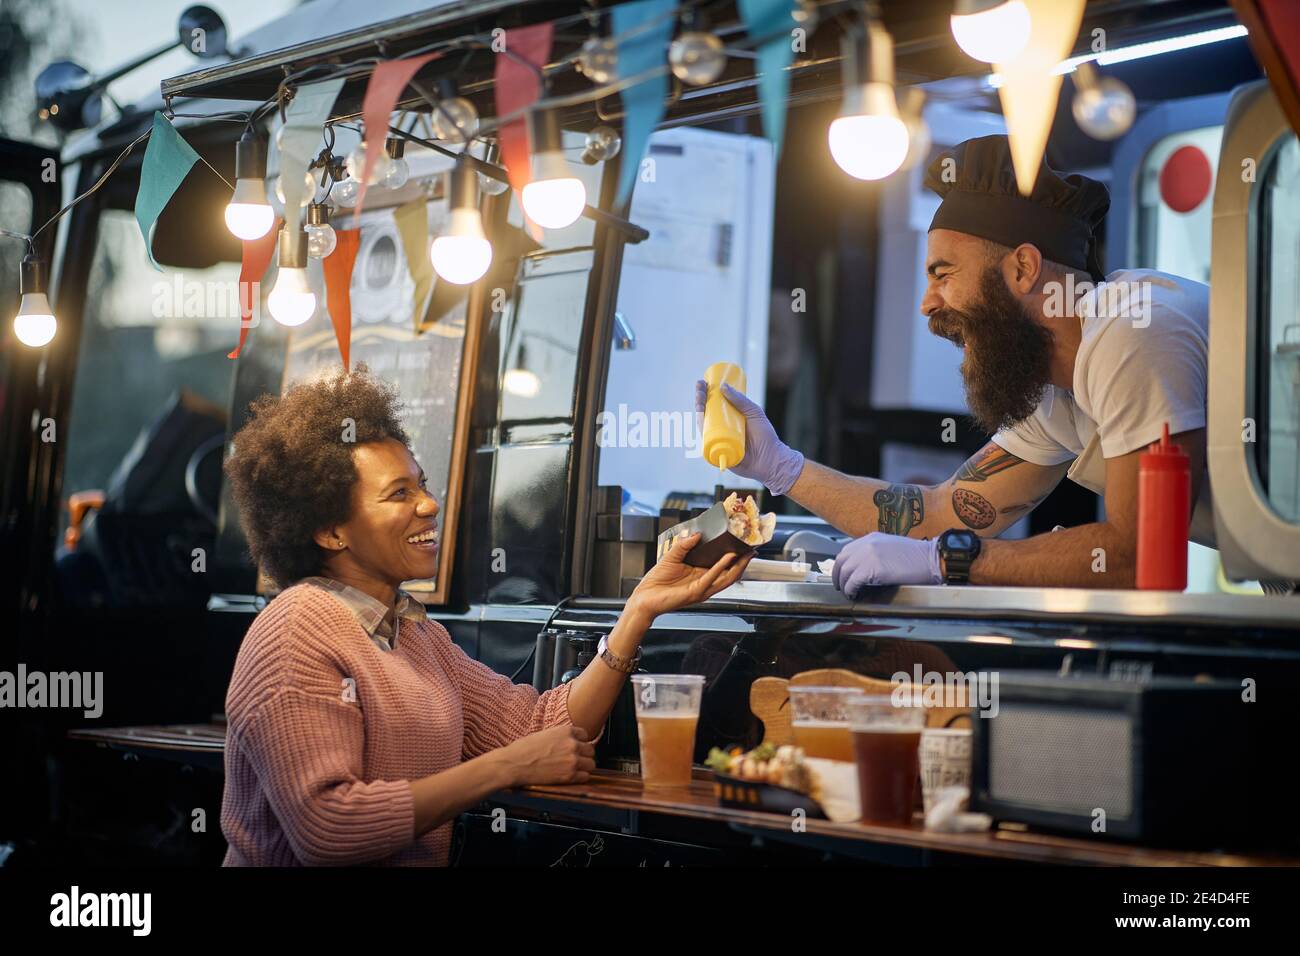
626 532 753 621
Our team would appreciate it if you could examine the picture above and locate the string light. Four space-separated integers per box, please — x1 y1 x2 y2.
521 108 586 229
267 226 316 326
431 157 493 285
951 0 1032 64
13 254 57 347
304 202 337 259
225 129 275 240
828 19 910 182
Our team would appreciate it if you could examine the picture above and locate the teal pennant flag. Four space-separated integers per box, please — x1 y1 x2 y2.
135 111 199 271
613 0 677 206
738 0 798 157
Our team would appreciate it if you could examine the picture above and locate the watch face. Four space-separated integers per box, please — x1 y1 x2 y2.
946 530 975 551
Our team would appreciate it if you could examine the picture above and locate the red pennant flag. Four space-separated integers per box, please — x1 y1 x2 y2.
354 53 442 224
228 217 282 359
494 22 553 194
323 228 361 369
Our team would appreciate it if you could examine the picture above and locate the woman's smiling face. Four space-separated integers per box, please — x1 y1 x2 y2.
321 437 441 587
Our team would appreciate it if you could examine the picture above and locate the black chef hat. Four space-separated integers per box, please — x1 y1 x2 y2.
924 135 1110 281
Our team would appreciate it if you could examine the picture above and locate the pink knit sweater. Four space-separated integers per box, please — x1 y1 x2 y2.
220 582 572 866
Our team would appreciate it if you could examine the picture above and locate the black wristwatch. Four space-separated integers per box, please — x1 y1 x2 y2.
937 528 982 585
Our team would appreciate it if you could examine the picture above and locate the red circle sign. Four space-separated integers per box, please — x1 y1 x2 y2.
1159 145 1213 213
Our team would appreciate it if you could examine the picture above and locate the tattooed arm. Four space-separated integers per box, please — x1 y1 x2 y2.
787 441 1068 539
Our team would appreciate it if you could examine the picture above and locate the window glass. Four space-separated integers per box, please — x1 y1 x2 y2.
57 209 238 607
1257 133 1300 522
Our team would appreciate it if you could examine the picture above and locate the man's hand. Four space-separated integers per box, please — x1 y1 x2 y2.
831 533 943 597
694 380 804 496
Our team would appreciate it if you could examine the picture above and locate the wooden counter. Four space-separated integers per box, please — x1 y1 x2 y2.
66 725 1296 866
494 769 1296 867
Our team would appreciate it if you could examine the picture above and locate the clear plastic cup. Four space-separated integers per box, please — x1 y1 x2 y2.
631 674 705 789
846 694 926 825
789 685 864 761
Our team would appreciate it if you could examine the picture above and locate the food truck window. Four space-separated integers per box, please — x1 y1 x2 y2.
55 209 238 607
1255 133 1300 522
597 126 774 508
1136 125 1221 283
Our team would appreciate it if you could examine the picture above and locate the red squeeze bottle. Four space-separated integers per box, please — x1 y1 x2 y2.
1136 423 1190 590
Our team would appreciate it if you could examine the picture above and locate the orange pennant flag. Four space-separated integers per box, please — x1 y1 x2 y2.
323 228 361 369
228 217 282 359
494 22 553 194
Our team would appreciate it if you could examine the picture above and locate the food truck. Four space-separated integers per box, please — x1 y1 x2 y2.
2 0 1299 890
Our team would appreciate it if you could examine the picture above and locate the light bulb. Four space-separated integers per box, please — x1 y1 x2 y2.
521 174 586 229
581 125 622 165
225 177 275 240
306 223 336 259
433 159 493 284
14 292 56 347
383 157 409 189
950 0 1031 64
829 82 910 180
1072 65 1136 141
332 177 361 208
478 171 510 196
576 35 618 84
431 98 479 144
432 209 493 285
274 169 316 209
267 267 316 326
268 227 316 326
346 144 390 185
226 131 274 240
669 32 726 85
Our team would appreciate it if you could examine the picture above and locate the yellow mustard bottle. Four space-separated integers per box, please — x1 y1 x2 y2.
702 362 746 472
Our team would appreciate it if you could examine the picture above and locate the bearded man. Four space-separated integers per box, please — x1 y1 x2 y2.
696 135 1212 592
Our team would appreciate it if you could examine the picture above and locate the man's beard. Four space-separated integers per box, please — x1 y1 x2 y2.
928 267 1055 434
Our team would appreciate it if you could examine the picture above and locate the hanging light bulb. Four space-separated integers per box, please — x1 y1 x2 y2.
581 125 622 165
950 0 1032 64
521 109 587 229
669 31 726 85
346 142 391 186
225 129 275 241
431 157 493 285
431 78 480 143
12 255 56 347
267 227 317 326
381 137 410 189
304 202 337 259
273 168 317 211
478 170 510 196
828 20 910 181
1071 63 1136 141
576 35 618 84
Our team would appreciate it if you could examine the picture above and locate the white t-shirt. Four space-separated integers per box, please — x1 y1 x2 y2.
991 269 1213 542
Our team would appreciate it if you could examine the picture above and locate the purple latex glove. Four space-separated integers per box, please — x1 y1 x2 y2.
831 533 943 597
693 380 805 496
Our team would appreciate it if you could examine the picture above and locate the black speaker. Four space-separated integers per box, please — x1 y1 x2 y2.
970 672 1279 847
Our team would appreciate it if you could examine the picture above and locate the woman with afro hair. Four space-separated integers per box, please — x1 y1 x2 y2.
219 365 750 865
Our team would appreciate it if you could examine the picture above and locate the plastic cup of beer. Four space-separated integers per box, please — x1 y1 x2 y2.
846 694 926 826
631 674 705 789
789 686 863 761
